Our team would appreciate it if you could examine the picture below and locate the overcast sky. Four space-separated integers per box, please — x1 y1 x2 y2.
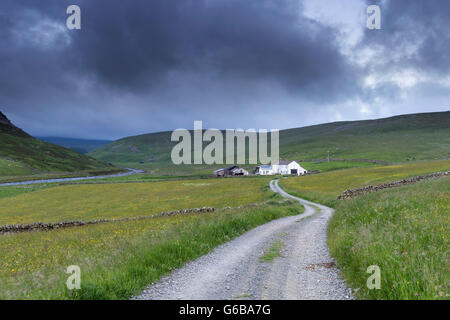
1 0 449 139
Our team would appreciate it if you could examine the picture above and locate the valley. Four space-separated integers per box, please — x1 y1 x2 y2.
2 0 449 305
89 112 450 174
0 112 120 182
0 111 448 300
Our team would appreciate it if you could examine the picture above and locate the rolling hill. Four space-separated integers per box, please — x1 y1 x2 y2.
0 112 116 176
89 112 450 172
37 137 112 154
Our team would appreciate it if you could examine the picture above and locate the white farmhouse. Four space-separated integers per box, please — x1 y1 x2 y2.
258 165 275 175
257 161 307 176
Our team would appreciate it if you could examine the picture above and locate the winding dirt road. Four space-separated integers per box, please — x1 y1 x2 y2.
135 179 353 300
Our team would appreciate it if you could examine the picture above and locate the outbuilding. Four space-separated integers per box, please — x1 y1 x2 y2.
213 166 249 177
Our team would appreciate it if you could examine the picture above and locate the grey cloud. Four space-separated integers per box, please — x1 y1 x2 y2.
1 0 355 94
0 0 448 139
71 0 355 98
362 0 450 74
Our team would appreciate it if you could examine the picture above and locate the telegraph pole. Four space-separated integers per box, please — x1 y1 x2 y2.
328 150 330 163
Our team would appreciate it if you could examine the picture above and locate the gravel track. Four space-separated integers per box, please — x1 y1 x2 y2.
134 179 353 300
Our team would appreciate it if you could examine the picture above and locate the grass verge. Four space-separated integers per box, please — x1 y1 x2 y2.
328 177 449 300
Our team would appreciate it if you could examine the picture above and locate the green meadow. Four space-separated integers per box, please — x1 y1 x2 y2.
328 177 449 300
299 160 377 173
0 175 295 299
0 177 272 225
280 159 450 207
0 196 302 299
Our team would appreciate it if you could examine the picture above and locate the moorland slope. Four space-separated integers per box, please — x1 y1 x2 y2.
89 112 450 169
0 112 115 176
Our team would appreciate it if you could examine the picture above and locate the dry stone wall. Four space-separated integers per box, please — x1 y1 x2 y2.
0 207 215 234
337 171 449 200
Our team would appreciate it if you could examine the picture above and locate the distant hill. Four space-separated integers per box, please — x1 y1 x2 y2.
89 112 450 168
0 111 115 175
279 111 450 162
37 137 112 154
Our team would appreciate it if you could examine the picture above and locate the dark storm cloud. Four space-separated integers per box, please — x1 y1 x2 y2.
1 0 351 94
0 1 75 98
362 0 450 74
0 0 448 139
0 0 358 138
68 0 353 95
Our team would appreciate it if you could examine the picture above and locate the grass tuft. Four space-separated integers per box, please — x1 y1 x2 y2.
259 240 284 262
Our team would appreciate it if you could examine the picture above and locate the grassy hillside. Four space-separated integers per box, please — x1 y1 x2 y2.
280 111 450 162
89 112 450 172
0 158 36 176
328 177 449 300
0 112 116 176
